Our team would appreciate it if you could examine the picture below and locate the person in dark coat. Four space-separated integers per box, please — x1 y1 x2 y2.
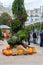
40 30 43 47
28 32 30 45
33 32 37 44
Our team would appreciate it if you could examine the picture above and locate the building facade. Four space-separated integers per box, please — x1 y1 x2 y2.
25 6 43 26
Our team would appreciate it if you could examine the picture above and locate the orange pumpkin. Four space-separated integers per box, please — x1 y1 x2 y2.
5 51 10 56
9 50 13 55
6 45 11 50
2 49 13 56
33 48 37 53
26 47 33 55
17 49 24 55
2 49 7 55
5 50 14 56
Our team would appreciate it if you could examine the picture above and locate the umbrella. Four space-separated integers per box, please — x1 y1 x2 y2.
0 25 10 29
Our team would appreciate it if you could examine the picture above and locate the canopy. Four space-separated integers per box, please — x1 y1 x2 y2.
0 25 10 29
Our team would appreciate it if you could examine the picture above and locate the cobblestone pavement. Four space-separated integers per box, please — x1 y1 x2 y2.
0 40 43 65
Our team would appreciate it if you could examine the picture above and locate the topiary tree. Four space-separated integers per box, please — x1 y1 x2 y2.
12 0 27 17
7 0 27 47
11 0 27 33
11 18 21 34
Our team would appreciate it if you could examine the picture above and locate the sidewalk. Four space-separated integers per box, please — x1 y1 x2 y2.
0 40 43 65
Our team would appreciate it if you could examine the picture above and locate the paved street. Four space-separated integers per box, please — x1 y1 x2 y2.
0 40 43 65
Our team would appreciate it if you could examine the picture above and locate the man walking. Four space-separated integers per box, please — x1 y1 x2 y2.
33 31 37 44
40 30 43 47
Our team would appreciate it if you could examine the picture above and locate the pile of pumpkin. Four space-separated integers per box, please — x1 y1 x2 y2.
2 45 37 56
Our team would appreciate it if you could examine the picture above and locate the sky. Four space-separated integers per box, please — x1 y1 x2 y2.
0 0 43 10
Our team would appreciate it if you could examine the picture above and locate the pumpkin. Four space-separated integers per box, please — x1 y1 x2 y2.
33 48 37 53
2 49 7 55
26 47 33 55
9 50 13 55
5 51 10 56
5 50 14 56
17 49 24 55
6 45 11 50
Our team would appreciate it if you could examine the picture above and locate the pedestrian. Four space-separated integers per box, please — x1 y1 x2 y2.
40 30 43 47
30 33 33 43
33 31 37 44
28 32 30 45
36 33 40 45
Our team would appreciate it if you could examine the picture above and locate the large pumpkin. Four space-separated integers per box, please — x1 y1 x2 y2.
17 49 24 55
26 47 33 55
4 50 13 56
9 50 13 55
5 51 10 56
2 49 13 56
2 49 7 55
2 49 10 56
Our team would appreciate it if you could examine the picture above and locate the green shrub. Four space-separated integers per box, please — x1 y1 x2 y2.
11 36 18 42
16 30 27 41
7 36 18 47
11 18 21 34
